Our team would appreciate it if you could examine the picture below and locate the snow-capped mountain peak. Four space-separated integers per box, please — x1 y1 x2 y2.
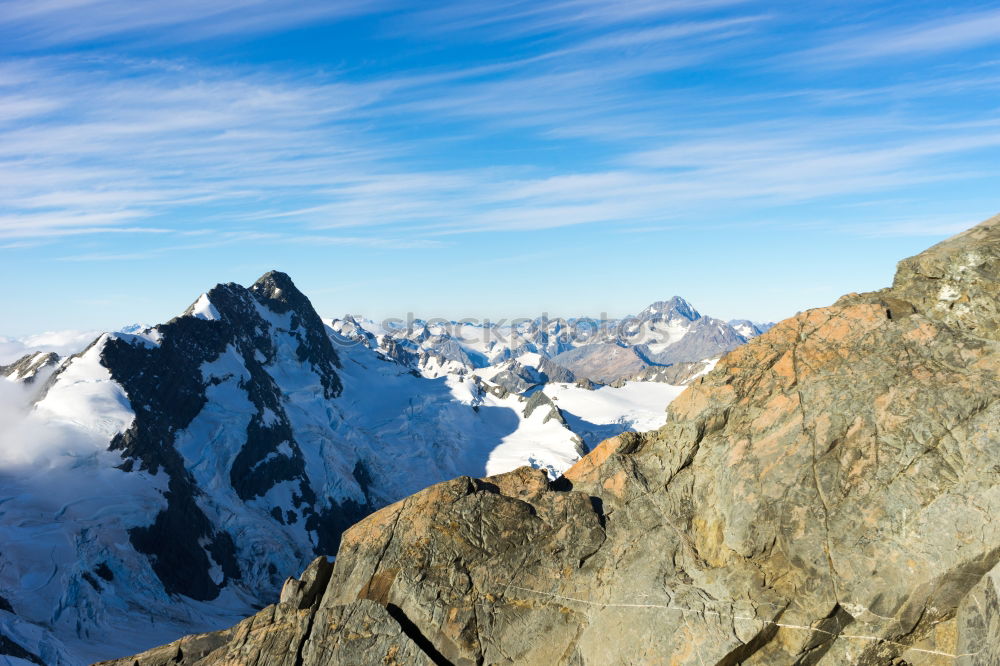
638 295 701 322
728 318 775 339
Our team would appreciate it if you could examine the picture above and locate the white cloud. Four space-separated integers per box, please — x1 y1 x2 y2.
0 330 100 364
0 376 115 468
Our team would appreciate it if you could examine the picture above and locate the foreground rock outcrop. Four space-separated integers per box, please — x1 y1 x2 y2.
104 215 1000 665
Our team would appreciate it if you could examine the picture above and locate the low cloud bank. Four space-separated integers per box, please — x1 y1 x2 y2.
0 330 101 365
0 379 104 468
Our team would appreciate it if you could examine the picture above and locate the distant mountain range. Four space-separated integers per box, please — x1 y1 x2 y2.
329 295 773 385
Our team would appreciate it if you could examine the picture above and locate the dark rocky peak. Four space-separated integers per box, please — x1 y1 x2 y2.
380 335 419 367
92 271 347 602
491 360 545 394
521 390 567 426
177 274 342 388
249 270 309 314
639 295 701 322
537 356 575 384
248 271 342 396
188 281 258 324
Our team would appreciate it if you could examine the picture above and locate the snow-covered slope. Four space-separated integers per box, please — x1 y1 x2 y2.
0 271 713 664
544 381 688 451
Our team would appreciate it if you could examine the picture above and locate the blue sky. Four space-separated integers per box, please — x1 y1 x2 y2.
1 0 998 335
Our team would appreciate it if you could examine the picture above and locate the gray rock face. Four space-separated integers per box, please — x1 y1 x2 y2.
521 390 568 429
279 556 334 610
110 214 1000 665
549 343 649 383
628 358 712 384
635 315 746 364
98 569 432 666
890 214 999 338
489 360 545 394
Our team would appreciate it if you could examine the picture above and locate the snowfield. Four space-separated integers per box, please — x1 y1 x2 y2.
544 381 688 450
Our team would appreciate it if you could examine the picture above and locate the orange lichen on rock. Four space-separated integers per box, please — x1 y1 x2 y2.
562 435 622 483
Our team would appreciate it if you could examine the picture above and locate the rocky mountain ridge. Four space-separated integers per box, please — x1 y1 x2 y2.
0 351 60 385
109 213 999 664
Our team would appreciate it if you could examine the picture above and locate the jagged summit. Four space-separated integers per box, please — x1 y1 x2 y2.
108 214 1000 665
252 269 297 293
250 270 313 315
180 271 317 321
638 295 701 321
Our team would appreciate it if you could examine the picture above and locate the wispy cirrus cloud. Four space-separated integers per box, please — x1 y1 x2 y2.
799 7 1000 65
0 57 396 240
0 4 774 245
0 0 393 48
389 0 753 41
1 0 998 259
3 52 998 245
54 231 445 262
